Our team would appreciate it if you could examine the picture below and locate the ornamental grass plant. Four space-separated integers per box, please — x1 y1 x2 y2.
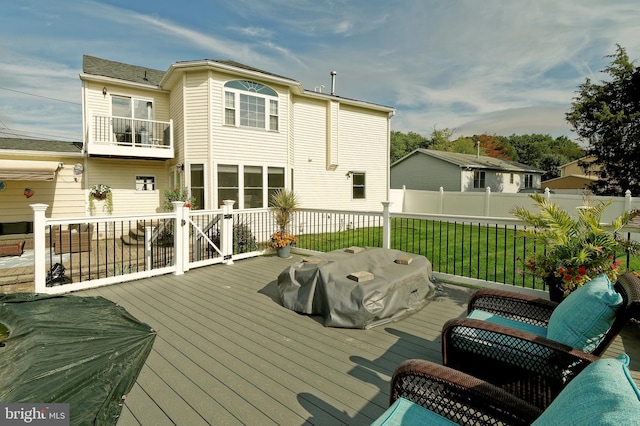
511 193 640 295
269 189 298 249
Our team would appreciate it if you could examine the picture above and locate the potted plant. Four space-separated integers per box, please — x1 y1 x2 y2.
89 184 113 215
511 193 640 301
163 187 196 211
269 189 299 258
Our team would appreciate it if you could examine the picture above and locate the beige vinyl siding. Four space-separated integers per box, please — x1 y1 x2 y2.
338 104 389 209
86 158 169 215
183 71 209 161
292 98 329 206
293 99 390 211
0 155 84 222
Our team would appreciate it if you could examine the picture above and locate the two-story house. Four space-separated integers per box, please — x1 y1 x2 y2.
390 149 544 193
80 55 395 214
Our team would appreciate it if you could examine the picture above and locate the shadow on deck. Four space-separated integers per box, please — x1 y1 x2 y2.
75 254 640 425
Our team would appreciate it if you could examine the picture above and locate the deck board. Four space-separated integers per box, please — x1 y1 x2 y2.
78 254 640 425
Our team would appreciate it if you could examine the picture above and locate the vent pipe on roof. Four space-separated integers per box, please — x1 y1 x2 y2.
330 71 337 95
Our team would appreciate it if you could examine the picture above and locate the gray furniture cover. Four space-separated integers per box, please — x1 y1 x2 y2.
277 247 436 328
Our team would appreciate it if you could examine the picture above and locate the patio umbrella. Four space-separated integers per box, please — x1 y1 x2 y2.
0 293 156 425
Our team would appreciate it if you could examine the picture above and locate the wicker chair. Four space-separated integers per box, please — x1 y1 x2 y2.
441 272 640 409
384 356 640 425
388 359 542 425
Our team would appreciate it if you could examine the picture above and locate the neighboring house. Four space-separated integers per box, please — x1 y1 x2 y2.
390 149 544 193
541 156 598 192
0 55 394 234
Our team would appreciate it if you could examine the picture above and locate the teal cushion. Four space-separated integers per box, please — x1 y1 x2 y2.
546 274 622 353
468 309 548 337
532 354 640 425
370 397 458 426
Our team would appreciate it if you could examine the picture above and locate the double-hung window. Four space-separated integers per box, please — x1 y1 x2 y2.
352 172 366 199
244 166 263 208
218 164 239 205
224 80 279 131
473 171 486 189
268 167 285 205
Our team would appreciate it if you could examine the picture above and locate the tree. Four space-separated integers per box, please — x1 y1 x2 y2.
566 45 640 195
430 136 479 154
390 130 429 163
507 134 584 181
473 134 516 159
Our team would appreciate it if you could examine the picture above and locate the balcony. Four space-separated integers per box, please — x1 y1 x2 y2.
87 114 174 159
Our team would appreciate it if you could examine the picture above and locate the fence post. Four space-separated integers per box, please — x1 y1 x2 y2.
222 200 235 265
485 186 491 216
439 187 444 214
144 226 153 271
625 190 632 212
31 204 48 293
381 201 391 250
173 201 186 275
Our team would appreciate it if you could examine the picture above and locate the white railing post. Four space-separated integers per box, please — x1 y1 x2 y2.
172 201 186 275
169 119 174 148
31 204 48 293
221 200 235 265
625 189 632 212
402 185 407 213
144 226 153 270
439 187 444 214
381 201 391 250
485 186 491 216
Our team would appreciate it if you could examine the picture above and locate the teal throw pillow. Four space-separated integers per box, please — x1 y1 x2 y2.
546 274 622 353
532 354 640 425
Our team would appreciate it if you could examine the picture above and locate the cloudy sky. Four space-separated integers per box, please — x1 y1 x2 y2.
1 0 639 143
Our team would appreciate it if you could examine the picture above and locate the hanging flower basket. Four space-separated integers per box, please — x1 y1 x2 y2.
89 184 113 215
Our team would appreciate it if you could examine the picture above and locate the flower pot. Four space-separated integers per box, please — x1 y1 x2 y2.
93 192 107 200
277 244 292 258
544 275 566 303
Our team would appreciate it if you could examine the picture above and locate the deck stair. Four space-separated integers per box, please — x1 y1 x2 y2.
121 220 170 246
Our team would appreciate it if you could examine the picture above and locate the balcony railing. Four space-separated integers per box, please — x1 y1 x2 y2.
87 114 174 159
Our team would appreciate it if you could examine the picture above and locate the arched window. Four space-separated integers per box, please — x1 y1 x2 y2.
224 80 279 131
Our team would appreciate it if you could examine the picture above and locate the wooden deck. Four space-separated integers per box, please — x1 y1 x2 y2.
78 254 640 425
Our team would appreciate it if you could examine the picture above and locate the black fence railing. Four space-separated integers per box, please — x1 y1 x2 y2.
45 218 174 287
